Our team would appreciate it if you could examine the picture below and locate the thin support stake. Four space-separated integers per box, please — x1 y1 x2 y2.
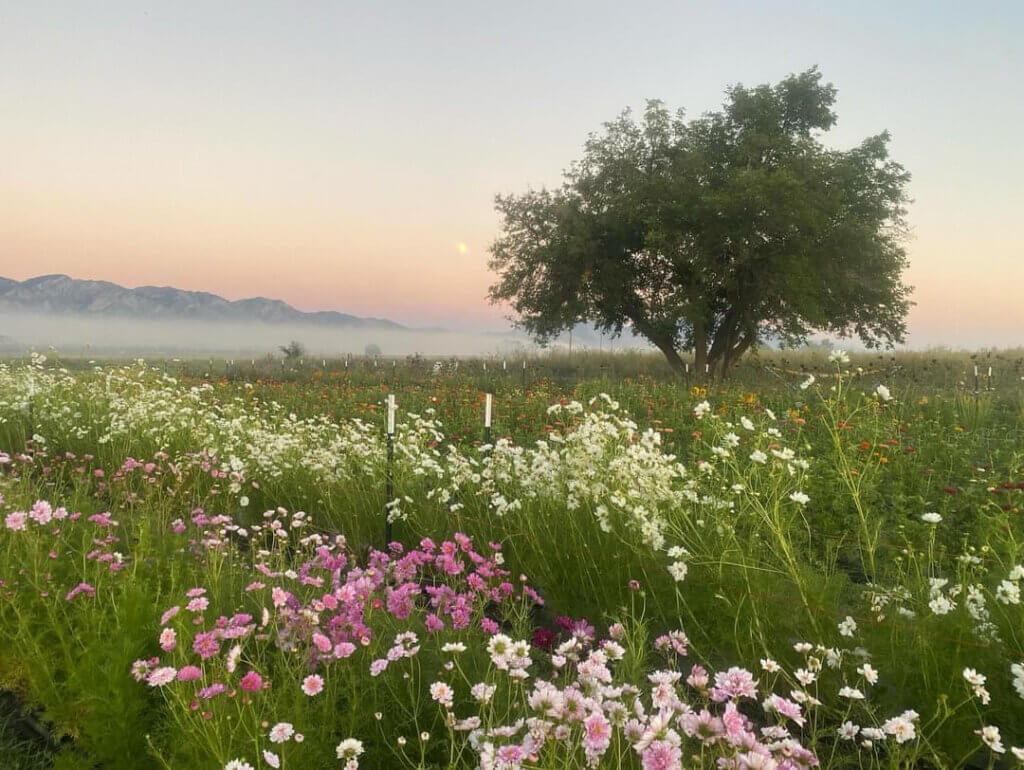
385 394 396 546
484 393 493 445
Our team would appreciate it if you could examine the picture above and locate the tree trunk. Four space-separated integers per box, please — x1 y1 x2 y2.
719 333 755 379
652 336 687 375
693 321 708 381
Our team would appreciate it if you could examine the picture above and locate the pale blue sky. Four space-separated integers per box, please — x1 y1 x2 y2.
1 1 1022 346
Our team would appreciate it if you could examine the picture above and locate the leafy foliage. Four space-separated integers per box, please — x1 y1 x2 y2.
489 68 912 377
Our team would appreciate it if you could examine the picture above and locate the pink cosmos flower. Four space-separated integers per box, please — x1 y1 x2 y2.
177 666 203 681
641 740 683 770
197 683 227 699
238 670 264 692
159 627 177 651
160 606 180 625
268 722 294 743
334 642 356 659
192 632 221 659
147 667 177 687
4 512 27 531
687 664 709 689
583 711 612 753
65 582 96 602
30 501 53 524
301 674 324 696
186 597 209 612
496 745 524 764
711 667 758 702
763 694 805 726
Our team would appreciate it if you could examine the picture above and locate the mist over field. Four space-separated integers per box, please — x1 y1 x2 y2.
0 311 555 357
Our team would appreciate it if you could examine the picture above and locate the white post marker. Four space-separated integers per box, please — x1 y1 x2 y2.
387 394 396 435
988 366 992 377
485 393 493 428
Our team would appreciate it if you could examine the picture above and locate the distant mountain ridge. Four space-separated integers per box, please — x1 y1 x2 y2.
0 274 405 329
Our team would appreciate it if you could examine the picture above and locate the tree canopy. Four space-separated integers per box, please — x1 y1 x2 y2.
488 68 912 377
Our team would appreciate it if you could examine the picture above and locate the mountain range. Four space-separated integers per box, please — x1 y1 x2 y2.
0 274 405 329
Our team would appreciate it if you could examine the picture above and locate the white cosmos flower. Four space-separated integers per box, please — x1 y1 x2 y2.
800 375 815 390
875 384 892 402
976 725 1004 753
995 580 1021 605
336 738 364 759
749 450 768 464
838 616 857 637
838 721 860 740
668 561 688 582
789 491 810 505
829 349 850 365
883 716 917 743
921 512 942 524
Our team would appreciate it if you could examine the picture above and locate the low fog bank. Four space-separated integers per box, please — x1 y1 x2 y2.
0 312 560 357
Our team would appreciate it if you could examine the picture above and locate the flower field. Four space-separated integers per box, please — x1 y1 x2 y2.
1 353 1022 769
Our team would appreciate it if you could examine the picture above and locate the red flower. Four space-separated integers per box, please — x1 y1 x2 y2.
532 628 555 650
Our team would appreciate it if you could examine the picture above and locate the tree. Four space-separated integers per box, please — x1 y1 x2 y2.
488 68 912 379
279 341 306 360
364 343 382 357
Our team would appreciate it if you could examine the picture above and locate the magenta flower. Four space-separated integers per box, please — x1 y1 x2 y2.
238 670 264 692
197 683 227 699
192 632 221 659
65 582 96 602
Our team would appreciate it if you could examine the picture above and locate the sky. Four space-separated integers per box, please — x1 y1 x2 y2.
1 1 1022 348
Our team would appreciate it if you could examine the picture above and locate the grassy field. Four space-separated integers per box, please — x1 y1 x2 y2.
0 349 1022 768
